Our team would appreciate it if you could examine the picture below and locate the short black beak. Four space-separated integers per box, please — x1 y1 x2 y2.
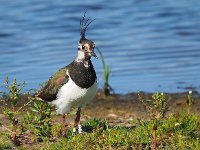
91 51 98 59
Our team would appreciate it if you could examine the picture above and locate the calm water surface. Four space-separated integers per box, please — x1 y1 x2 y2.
0 0 200 94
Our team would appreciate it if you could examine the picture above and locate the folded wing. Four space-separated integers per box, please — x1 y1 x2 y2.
37 66 69 102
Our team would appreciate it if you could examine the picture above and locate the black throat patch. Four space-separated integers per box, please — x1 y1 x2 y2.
69 60 96 89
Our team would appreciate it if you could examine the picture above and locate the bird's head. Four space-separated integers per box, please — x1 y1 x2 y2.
76 13 97 62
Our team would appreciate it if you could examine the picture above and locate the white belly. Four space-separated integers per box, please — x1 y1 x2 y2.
52 77 97 115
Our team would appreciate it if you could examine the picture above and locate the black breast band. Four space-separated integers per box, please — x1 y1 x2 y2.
69 61 96 88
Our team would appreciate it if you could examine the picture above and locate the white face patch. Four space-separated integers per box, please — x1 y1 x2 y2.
76 50 85 61
75 43 92 67
75 51 90 67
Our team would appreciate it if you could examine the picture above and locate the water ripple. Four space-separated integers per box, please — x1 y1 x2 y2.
0 0 200 93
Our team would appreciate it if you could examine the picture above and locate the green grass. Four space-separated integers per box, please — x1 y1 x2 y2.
97 48 112 96
0 112 200 149
57 114 199 149
0 77 200 149
1 116 199 149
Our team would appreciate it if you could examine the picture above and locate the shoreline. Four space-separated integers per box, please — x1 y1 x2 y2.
85 90 200 121
1 90 200 123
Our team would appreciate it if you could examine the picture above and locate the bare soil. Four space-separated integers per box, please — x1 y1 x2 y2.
83 91 200 125
1 91 200 126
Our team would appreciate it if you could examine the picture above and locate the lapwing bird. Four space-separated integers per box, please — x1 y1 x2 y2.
36 14 97 134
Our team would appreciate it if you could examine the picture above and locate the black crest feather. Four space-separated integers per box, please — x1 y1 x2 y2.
80 12 95 39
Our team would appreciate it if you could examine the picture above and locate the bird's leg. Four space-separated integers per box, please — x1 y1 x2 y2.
61 114 67 136
74 107 81 126
74 107 82 133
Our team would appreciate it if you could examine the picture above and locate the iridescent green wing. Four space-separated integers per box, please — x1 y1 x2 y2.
37 65 70 101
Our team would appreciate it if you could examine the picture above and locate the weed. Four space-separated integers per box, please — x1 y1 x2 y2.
82 118 110 133
23 98 52 139
0 77 26 146
138 92 168 149
97 48 113 96
187 90 193 115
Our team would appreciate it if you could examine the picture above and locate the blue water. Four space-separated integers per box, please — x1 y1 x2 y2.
0 0 200 94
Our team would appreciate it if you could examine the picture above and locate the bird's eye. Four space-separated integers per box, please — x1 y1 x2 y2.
82 45 85 49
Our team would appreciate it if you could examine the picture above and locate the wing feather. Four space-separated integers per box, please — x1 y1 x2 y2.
37 66 69 102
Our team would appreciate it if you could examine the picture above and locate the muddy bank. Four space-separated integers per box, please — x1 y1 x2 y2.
1 91 200 124
84 91 200 122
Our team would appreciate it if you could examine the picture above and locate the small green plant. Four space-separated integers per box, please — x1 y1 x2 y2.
187 90 193 115
97 48 113 96
138 92 168 149
0 77 26 145
24 99 52 139
82 118 110 133
138 92 168 119
160 112 200 149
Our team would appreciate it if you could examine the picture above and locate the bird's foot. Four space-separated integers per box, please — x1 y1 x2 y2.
73 124 82 134
73 107 82 134
61 124 68 137
61 114 68 137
